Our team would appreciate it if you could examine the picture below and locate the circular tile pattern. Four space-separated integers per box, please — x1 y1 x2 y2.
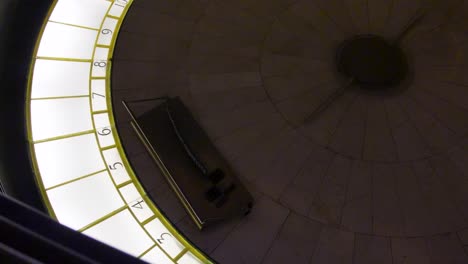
260 0 468 162
112 0 468 263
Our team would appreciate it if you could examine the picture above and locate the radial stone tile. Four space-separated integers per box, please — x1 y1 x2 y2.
372 163 405 236
211 196 289 264
341 160 372 233
392 237 430 264
262 213 322 264
394 164 433 236
310 227 354 264
353 234 392 264
427 233 468 264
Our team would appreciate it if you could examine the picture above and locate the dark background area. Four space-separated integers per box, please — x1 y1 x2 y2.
0 0 54 211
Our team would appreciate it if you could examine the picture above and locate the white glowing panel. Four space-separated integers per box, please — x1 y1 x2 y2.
37 22 97 59
83 209 153 257
91 79 107 112
119 184 154 222
145 219 185 258
49 0 110 29
119 183 140 203
31 60 90 98
93 112 111 128
94 47 110 60
109 1 128 17
102 148 130 184
141 246 174 264
98 18 118 46
92 47 109 77
47 171 124 230
94 113 115 147
34 134 105 188
178 252 203 264
31 98 92 141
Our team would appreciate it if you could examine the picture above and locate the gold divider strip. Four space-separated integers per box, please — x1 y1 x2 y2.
45 169 107 191
31 95 89 100
33 130 94 144
78 205 127 232
174 248 190 262
36 57 92 62
138 243 157 259
48 20 100 31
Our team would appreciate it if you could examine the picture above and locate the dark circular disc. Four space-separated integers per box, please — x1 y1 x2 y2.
337 35 408 89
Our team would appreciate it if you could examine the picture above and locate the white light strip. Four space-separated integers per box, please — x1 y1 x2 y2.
27 0 209 263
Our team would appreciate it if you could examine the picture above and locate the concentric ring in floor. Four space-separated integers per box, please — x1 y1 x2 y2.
112 0 468 263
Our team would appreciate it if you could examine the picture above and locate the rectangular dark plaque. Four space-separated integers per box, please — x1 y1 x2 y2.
123 97 253 229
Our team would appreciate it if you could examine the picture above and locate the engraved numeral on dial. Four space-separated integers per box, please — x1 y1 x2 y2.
156 233 171 244
108 162 123 170
97 127 111 136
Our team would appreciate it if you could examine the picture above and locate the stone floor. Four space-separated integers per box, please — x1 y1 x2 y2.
112 0 468 263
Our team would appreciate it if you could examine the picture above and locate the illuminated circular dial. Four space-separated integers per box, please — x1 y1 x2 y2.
27 0 210 263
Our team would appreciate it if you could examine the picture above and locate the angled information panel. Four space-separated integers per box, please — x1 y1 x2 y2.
26 0 211 263
125 97 253 229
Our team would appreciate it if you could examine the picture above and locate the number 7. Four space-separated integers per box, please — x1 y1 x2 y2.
92 92 105 98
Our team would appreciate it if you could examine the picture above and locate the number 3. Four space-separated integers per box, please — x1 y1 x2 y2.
157 233 171 244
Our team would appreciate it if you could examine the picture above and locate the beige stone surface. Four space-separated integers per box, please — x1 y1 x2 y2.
112 0 468 262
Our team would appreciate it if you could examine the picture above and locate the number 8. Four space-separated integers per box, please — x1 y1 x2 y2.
94 61 107 67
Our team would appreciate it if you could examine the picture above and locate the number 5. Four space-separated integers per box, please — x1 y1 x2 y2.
109 162 123 170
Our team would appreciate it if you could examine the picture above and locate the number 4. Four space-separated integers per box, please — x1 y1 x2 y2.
131 199 144 209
